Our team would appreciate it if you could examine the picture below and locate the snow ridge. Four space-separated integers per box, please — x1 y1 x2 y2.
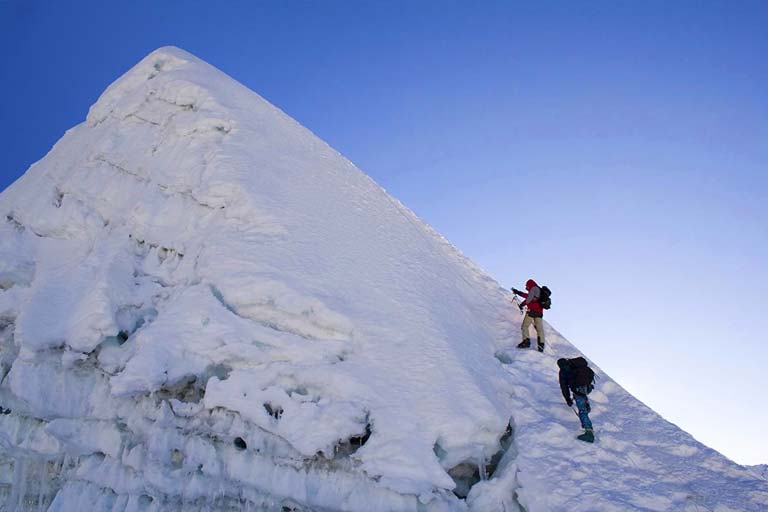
0 46 766 511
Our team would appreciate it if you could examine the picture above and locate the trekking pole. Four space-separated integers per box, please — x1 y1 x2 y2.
570 405 580 418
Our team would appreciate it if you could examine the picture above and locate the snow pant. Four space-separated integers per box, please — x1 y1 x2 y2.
521 313 544 343
574 393 593 430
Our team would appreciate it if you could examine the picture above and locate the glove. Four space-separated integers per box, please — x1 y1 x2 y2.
511 287 520 295
566 399 573 407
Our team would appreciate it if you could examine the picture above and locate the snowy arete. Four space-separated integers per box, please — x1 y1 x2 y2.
0 47 765 512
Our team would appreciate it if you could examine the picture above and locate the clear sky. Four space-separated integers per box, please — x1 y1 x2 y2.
1 1 766 465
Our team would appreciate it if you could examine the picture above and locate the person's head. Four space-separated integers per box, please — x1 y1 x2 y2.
525 279 537 290
557 358 569 369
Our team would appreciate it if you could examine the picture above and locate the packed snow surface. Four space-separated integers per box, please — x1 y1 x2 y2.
1 47 766 511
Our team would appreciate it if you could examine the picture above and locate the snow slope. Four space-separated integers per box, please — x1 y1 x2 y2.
749 465 768 480
0 46 766 511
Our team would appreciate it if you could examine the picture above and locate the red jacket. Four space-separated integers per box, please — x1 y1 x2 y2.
518 279 543 316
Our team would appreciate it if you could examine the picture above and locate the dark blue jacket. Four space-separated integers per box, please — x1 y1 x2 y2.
558 366 576 403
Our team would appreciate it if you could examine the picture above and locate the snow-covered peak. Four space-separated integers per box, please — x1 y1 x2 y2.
87 47 197 124
1 47 767 511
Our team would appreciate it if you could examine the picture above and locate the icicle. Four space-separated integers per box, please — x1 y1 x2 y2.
479 448 488 481
37 459 47 512
13 456 28 511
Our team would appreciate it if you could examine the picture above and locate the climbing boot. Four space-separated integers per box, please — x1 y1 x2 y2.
577 429 594 443
537 338 545 352
517 338 531 349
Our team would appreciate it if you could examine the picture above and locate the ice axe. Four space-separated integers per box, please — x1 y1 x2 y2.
510 292 525 317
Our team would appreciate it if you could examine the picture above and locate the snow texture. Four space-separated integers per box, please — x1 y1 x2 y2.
0 46 766 511
749 464 768 480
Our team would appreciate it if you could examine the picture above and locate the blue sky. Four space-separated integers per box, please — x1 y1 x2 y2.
1 1 766 465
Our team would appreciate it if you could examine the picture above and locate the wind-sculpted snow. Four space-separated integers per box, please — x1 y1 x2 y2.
1 46 766 511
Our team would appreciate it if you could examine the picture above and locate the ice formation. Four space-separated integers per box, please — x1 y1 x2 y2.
0 47 766 511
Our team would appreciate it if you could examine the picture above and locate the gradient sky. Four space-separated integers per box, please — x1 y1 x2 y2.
1 1 766 465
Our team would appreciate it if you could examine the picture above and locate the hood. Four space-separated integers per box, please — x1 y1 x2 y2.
525 279 538 290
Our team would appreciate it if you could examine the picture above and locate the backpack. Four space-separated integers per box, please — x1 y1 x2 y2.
539 286 552 309
568 357 595 393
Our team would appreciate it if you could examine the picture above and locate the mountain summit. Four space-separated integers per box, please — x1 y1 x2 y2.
1 46 766 511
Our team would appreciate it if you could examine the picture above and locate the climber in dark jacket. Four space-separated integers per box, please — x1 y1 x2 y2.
558 357 595 443
512 279 545 352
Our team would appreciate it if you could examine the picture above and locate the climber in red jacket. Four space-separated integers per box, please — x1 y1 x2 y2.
511 279 545 352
